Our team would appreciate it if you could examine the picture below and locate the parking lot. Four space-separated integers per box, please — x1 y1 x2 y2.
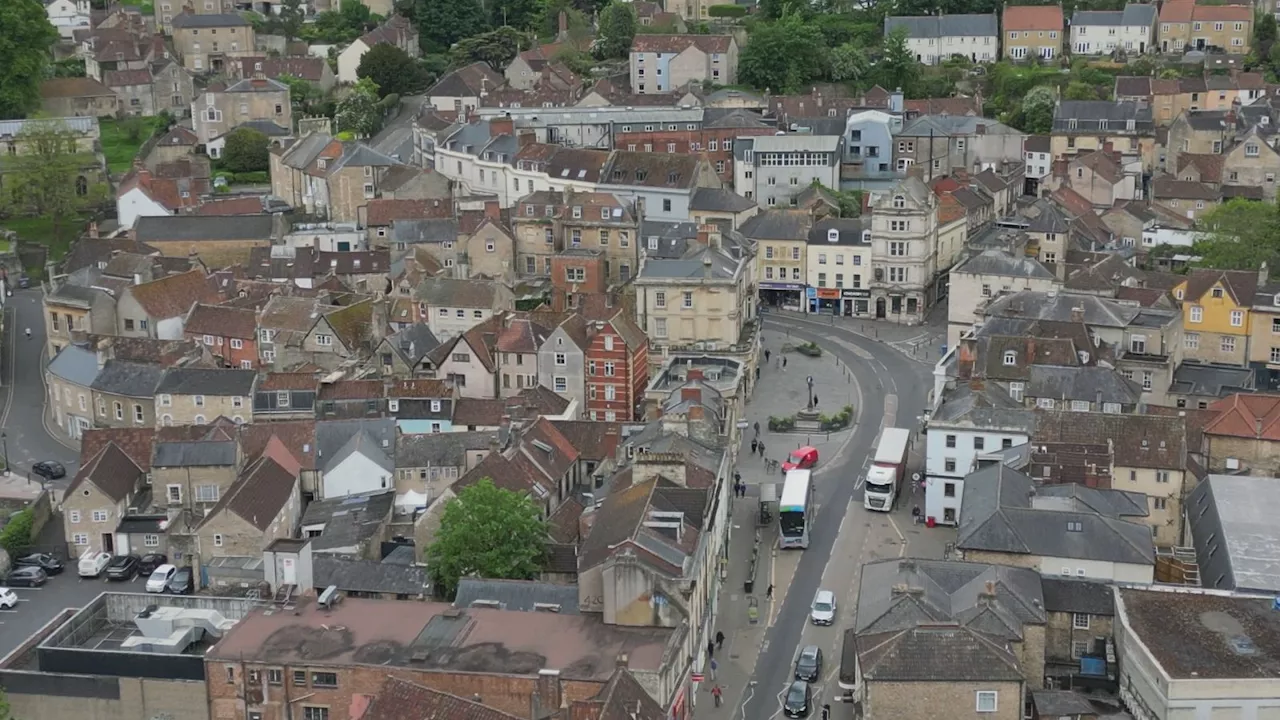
0 566 148 659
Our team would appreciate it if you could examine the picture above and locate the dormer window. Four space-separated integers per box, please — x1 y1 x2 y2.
827 229 839 243
572 206 582 219
601 207 610 220
1003 350 1017 366
1212 287 1223 298
892 195 905 209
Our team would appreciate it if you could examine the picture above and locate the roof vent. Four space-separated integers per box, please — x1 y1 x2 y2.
1230 636 1257 655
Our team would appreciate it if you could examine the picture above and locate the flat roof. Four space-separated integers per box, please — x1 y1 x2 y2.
206 597 673 679
1119 588 1280 680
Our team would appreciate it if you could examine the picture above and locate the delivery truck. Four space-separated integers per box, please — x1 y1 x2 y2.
863 427 910 512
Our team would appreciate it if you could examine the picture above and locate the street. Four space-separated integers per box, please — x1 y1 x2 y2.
707 311 954 720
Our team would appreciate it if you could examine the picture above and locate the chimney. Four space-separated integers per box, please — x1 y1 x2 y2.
686 368 704 381
518 131 537 149
681 386 701 402
536 669 562 716
1260 262 1270 287
615 653 629 669
491 115 515 137
557 10 569 39
1257 418 1264 437
1024 337 1036 365
483 199 500 220
981 580 996 597
88 222 99 239
1070 305 1085 324
688 404 704 421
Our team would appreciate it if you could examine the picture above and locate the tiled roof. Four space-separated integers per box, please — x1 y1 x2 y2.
202 454 297 532
103 68 152 87
425 61 503 98
157 367 257 396
322 299 375 349
193 196 265 216
630 34 733 54
79 427 155 473
1152 176 1221 201
40 77 115 98
1192 3 1251 21
239 420 317 470
1182 268 1259 306
65 443 144 503
452 398 504 426
184 303 256 339
366 198 452 226
128 269 220 320
856 626 1023 682
1002 4 1064 29
1204 393 1280 441
361 677 523 720
1160 0 1194 22
1177 153 1225 184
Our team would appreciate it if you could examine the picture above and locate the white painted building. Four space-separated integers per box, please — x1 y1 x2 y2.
883 14 1000 65
116 186 173 231
46 0 91 39
1070 5 1157 56
946 249 1059 346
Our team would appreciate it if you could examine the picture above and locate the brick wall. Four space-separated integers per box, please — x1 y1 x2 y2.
867 679 1021 720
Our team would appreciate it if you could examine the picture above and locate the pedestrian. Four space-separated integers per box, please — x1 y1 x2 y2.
822 704 831 720
813 393 819 407
707 640 715 659
753 421 760 437
755 366 760 381
710 657 719 679
765 349 771 363
750 438 758 454
759 441 766 457
782 356 788 369
23 328 30 340
711 685 723 707
766 584 774 599
715 630 725 650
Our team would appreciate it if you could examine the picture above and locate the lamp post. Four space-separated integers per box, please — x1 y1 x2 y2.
2 431 8 477
805 375 815 412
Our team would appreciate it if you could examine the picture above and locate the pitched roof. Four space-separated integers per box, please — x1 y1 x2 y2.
1035 410 1186 469
1040 577 1115 615
1003 4 1064 29
172 12 251 27
425 61 504 98
79 427 156 473
1180 268 1259 306
884 13 998 38
629 34 733 54
856 626 1024 682
102 69 152 87
202 454 297 532
1204 393 1280 440
237 56 328 83
739 209 812 240
184 303 257 339
134 214 275 242
156 367 257 396
65 443 144 503
40 77 115 99
361 677 524 720
91 359 165 398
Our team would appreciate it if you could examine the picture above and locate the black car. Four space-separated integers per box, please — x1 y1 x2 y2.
104 554 141 581
15 553 63 574
6 566 47 587
31 461 65 480
167 566 193 595
138 553 168 574
782 681 811 719
794 645 823 682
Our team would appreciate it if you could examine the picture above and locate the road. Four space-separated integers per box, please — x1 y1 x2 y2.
739 315 935 720
1 289 79 483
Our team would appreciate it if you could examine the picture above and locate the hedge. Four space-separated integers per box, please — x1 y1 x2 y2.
0 509 34 557
708 4 747 17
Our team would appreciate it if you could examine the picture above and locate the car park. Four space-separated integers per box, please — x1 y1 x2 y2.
105 555 141 581
15 553 63 574
78 551 111 578
146 564 176 593
138 553 168 574
166 566 193 595
783 680 812 718
0 588 16 609
794 645 823 682
6 566 47 587
810 589 836 626
31 461 65 480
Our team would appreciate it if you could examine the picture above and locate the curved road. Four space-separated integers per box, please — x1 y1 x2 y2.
744 316 932 720
2 288 80 480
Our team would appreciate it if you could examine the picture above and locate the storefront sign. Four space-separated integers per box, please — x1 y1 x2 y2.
759 283 805 291
816 288 841 299
841 289 871 298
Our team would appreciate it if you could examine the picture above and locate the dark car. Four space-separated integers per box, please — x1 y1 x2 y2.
31 461 65 481
14 553 63 574
138 553 168 574
794 645 823 682
167 566 193 595
6 566 47 587
782 681 811 719
104 554 141 581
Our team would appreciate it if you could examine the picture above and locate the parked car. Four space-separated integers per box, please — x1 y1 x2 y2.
0 588 16 609
31 461 65 480
810 589 836 626
105 555 141 581
16 274 29 290
794 645 823 682
146 564 176 593
77 551 112 578
6 566 47 587
167 566 193 595
15 553 63 574
783 680 812 718
138 553 168 574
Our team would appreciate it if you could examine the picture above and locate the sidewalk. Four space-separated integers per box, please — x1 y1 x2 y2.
763 304 949 366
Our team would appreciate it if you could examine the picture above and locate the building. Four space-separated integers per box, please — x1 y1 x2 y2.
511 190 640 284
134 214 275 267
1201 393 1280 474
116 269 221 340
1158 0 1252 53
183 303 258 369
1039 577 1117 683
1186 474 1280 593
733 135 841 209
423 62 509 116
805 217 872 316
868 176 939 324
63 442 147 554
628 35 738 93
45 0 91 39
39 77 119 118
883 14 1000 64
415 276 516 340
947 249 1058 346
583 310 649 422
115 160 210 229
1070 5 1158 55
155 367 257 426
893 115 1025 181
336 16 420 84
170 13 255 73
1114 589 1280 720
1049 101 1156 171
91 360 165 429
236 55 336 93
1172 268 1260 366
741 210 812 310
957 464 1156 582
1003 4 1065 60
616 112 776 185
191 76 291 146
43 280 118 358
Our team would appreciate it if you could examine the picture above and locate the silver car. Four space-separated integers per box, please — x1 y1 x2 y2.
810 589 837 625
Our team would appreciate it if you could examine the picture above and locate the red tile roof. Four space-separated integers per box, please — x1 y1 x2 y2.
79 427 156 472
194 196 264 216
1160 0 1194 23
185 303 257 339
1003 4 1064 30
365 198 452 226
129 269 221 320
1193 4 1251 21
1204 393 1280 441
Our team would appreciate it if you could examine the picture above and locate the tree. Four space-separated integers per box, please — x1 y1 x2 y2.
828 43 869 83
594 2 637 60
0 510 33 558
278 73 321 114
223 127 271 173
1 120 108 228
873 26 918 96
1190 199 1280 269
277 0 305 41
414 0 487 53
358 42 427 97
1064 81 1098 100
487 0 541 32
425 478 548 598
335 77 383 136
738 14 828 93
451 26 530 72
1019 85 1057 134
0 0 58 119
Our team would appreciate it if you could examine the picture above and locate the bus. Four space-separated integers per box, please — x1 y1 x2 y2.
779 469 814 549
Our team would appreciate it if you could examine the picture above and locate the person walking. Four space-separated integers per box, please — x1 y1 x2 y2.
707 640 715 659
750 438 758 455
23 328 30 340
764 349 771 363
813 393 819 407
753 421 760 437
711 685 723 707
715 630 725 650
782 356 788 369
766 584 774 599
758 441 766 457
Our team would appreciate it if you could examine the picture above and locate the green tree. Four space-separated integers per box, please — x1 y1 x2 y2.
1 120 108 230
488 0 540 31
451 26 530 72
738 14 828 93
1064 81 1098 100
277 0 305 40
223 127 271 173
873 26 918 96
1258 11 1278 60
278 73 321 113
415 0 488 53
594 2 637 59
829 43 869 83
335 77 383 136
425 478 548 598
0 510 33 558
358 42 428 96
1019 85 1057 134
0 0 59 119
1190 199 1280 269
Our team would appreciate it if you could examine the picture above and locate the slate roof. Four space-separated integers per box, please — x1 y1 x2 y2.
739 209 812 240
201 455 296 531
80 427 156 472
47 345 101 388
415 276 505 308
630 34 733 54
884 13 998 38
689 187 755 213
91 360 165 398
153 439 238 467
312 555 430 596
184 303 257 339
579 476 707 576
134 214 274 242
1040 577 1115 615
64 443 144 503
957 464 1155 565
956 249 1055 279
425 61 503 99
172 12 250 27
1187 474 1280 593
1026 366 1142 404
395 431 495 468
326 429 395 474
856 626 1024 682
157 368 257 396
316 418 396 466
300 490 395 551
454 578 581 613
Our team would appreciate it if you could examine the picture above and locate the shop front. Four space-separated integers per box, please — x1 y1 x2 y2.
809 287 842 314
759 282 806 311
842 288 871 316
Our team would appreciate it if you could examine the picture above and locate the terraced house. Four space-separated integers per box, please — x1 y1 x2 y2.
628 34 738 93
883 13 999 65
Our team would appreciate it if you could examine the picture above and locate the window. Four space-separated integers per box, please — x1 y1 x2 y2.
604 362 615 376
1037 398 1056 409
973 437 984 450
654 318 667 338
944 482 956 497
114 402 123 420
555 353 567 366
1222 336 1236 353
944 458 956 473
975 691 997 713
945 434 956 448
167 485 182 503
213 534 223 547
1185 332 1199 349
303 708 329 720
1231 310 1244 327
92 510 109 523
1190 306 1203 323
194 395 205 407
682 292 693 308
293 670 307 686
1071 640 1090 659
268 669 283 685
196 485 220 503
1008 382 1024 402
73 533 89 545
1072 613 1090 629
69 510 81 523
1003 350 1016 366
655 292 666 308
1153 497 1168 510
144 534 160 547
134 404 144 423
311 673 338 688
230 338 243 349
1130 335 1146 354
554 376 568 393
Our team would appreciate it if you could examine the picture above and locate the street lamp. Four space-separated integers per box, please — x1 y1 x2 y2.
1 432 8 476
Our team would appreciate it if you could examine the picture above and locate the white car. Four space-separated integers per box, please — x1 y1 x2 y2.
0 588 16 609
810 589 837 626
146 564 177 593
78 551 112 578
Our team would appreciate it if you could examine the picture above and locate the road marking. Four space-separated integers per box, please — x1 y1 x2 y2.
887 515 906 557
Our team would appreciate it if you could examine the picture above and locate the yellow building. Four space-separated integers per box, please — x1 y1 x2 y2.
740 209 812 310
1173 268 1261 366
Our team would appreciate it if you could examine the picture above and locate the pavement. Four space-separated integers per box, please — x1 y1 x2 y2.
698 308 956 720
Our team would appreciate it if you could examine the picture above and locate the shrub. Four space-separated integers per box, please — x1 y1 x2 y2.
0 510 34 557
708 4 747 17
768 415 796 432
796 341 822 357
821 405 854 431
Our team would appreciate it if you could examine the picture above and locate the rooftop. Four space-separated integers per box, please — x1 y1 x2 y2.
1188 474 1280 593
1118 588 1280 680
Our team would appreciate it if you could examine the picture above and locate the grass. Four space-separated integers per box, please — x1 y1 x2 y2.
98 116 164 174
0 215 83 265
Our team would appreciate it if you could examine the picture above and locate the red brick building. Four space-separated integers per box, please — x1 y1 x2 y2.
613 113 776 183
183 303 258 369
585 309 648 422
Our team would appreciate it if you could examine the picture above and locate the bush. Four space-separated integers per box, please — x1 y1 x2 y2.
221 171 269 185
796 341 822 357
768 415 796 432
708 4 746 17
821 405 855 432
0 510 34 557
